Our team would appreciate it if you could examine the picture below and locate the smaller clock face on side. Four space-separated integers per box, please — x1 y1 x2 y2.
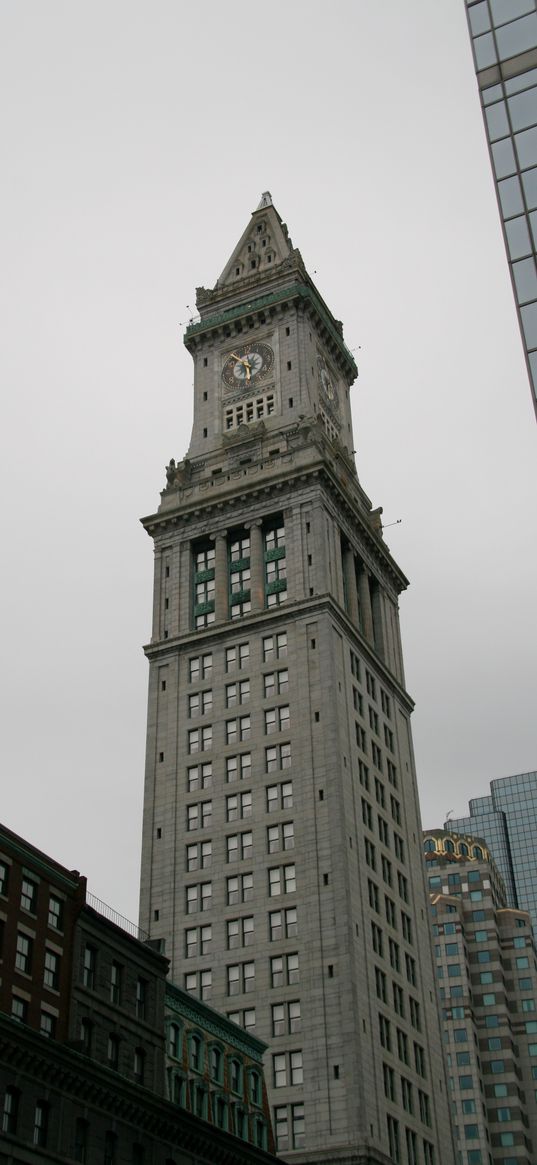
222 342 274 391
317 354 339 410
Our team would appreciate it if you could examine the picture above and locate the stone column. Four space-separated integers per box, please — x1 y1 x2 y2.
371 580 388 663
247 520 264 613
358 564 374 645
178 541 191 634
343 545 359 626
213 531 228 623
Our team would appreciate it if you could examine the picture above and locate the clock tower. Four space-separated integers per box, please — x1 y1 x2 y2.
139 195 453 1164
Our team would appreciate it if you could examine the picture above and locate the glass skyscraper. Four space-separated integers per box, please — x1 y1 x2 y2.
464 0 537 418
448 770 537 938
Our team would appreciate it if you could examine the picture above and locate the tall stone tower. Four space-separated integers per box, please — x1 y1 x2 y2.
139 195 453 1164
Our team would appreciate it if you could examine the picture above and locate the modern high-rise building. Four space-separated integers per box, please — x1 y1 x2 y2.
449 771 537 940
139 194 454 1163
464 0 537 418
424 828 537 1165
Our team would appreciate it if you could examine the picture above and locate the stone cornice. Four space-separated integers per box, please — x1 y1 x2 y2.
165 983 266 1063
141 458 407 596
184 281 357 381
0 1014 282 1164
143 593 415 716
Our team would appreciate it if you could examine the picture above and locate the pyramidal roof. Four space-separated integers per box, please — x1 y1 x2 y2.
215 192 296 288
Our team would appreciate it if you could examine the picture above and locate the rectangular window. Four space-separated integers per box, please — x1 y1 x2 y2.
185 924 212 957
226 872 254 904
269 864 296 896
187 800 212 831
227 961 255 995
189 689 213 717
44 950 60 990
184 969 212 1001
48 895 64 931
229 531 251 619
226 680 250 706
193 545 216 629
225 643 250 672
40 1010 56 1038
266 780 293 811
12 995 28 1022
15 932 33 974
271 953 299 987
267 821 295 852
0 861 9 897
264 669 289 697
264 520 287 608
226 831 253 862
226 715 251 743
189 653 213 682
265 743 291 771
227 917 254 949
21 878 37 913
110 961 122 1004
186 882 212 913
226 753 252 782
265 705 290 734
186 840 212 871
269 906 298 941
226 791 253 821
83 945 96 989
263 632 288 662
187 726 211 754
187 762 213 791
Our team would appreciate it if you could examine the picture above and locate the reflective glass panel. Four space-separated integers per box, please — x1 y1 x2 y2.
491 0 535 26
508 87 537 132
505 67 537 95
469 2 491 36
483 83 504 105
515 126 537 168
505 215 532 259
492 137 516 178
529 208 537 245
521 299 537 345
486 101 510 141
513 257 537 303
497 14 537 59
522 166 537 207
474 32 497 70
499 175 524 216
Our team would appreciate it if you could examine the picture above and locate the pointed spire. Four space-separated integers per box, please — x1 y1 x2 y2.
215 194 295 290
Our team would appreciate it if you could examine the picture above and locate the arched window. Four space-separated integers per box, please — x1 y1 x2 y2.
248 1068 261 1106
473 846 483 860
229 1056 243 1095
444 839 454 854
168 1023 181 1060
33 1100 49 1148
189 1032 203 1073
424 839 436 852
104 1131 117 1165
254 1117 267 1150
74 1117 88 1163
134 1047 145 1084
80 1018 93 1055
2 1087 19 1135
459 843 468 857
210 1044 223 1083
214 1094 228 1130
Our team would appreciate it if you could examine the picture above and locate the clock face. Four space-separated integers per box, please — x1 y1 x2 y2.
317 354 339 409
222 342 274 390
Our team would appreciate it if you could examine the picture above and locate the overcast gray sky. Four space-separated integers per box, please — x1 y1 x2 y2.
1 1 535 924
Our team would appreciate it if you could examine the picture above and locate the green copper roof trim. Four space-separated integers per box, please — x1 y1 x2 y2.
184 284 358 377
